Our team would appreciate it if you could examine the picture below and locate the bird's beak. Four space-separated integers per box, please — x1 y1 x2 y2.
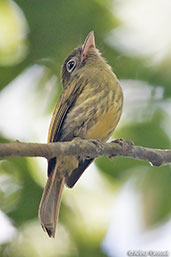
81 31 95 61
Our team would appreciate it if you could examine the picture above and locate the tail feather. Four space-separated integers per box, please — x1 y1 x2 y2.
39 166 65 238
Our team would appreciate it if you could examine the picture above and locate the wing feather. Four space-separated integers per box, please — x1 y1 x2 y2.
47 77 86 176
48 77 85 143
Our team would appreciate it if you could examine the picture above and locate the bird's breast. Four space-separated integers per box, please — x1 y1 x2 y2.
85 82 123 140
60 72 123 142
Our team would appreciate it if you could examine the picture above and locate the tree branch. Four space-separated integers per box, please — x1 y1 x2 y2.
0 138 171 167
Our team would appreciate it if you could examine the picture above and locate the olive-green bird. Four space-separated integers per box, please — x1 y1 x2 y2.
39 31 123 237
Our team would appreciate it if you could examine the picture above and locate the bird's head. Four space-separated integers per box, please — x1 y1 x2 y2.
61 31 106 88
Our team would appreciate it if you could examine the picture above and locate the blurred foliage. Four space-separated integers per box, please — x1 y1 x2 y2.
0 0 171 256
0 157 42 225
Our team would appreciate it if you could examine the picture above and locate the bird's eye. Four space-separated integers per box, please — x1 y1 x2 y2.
66 59 76 73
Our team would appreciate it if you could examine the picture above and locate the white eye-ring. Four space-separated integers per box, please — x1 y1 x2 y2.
66 59 76 73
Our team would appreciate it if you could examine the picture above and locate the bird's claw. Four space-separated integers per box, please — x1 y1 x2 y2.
90 139 104 153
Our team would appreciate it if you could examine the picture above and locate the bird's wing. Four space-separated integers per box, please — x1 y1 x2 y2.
65 158 94 188
48 77 85 143
47 77 86 176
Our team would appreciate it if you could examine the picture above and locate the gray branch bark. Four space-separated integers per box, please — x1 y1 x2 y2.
0 138 171 167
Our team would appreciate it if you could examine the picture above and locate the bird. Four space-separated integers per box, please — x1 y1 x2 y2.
39 31 123 237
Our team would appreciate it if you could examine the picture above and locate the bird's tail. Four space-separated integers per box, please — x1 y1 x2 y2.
38 165 65 238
